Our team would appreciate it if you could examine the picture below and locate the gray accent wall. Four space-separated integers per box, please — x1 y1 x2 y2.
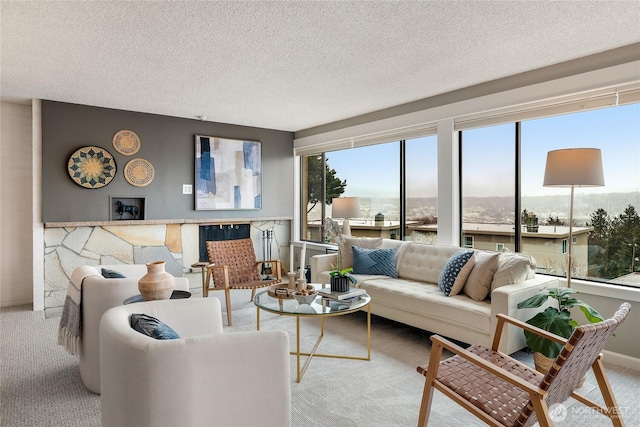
42 101 294 222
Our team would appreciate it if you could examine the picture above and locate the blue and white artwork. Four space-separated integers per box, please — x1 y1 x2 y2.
195 135 262 210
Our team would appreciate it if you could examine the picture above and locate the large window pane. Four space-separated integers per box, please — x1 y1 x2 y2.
521 103 640 284
405 135 438 243
326 142 401 240
461 124 516 251
301 142 401 242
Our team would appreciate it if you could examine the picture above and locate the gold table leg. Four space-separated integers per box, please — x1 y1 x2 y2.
293 303 371 383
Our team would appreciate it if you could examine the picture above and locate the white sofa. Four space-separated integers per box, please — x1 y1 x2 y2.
78 264 190 394
100 298 291 427
311 238 558 354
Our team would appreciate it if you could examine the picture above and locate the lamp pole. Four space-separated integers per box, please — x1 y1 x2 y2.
631 243 638 273
566 185 575 288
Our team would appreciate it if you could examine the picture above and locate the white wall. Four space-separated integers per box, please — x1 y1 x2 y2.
1 101 33 307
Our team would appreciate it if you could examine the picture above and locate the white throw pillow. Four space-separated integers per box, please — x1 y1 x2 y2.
338 237 383 268
490 251 536 294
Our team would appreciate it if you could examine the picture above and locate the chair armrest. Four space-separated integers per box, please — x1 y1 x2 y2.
489 274 559 353
310 253 338 283
428 335 545 399
206 265 230 289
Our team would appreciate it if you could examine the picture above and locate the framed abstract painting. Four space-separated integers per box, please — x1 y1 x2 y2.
195 135 262 210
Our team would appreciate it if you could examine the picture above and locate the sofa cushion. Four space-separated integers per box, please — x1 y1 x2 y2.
101 268 127 278
397 244 460 283
339 237 383 268
438 250 475 296
358 277 491 335
381 239 412 263
130 313 180 340
490 251 536 294
352 246 398 278
463 251 500 301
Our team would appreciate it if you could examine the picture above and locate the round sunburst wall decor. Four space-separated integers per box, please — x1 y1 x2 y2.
124 158 154 187
112 130 141 155
67 146 117 189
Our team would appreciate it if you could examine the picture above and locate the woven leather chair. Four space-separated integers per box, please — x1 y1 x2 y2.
205 238 281 325
416 302 630 427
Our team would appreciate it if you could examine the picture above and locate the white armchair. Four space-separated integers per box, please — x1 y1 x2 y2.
78 264 190 394
99 298 291 427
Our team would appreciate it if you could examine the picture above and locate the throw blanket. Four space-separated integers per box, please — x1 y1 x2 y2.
57 266 100 356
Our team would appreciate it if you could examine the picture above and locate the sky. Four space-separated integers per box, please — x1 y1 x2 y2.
324 103 640 199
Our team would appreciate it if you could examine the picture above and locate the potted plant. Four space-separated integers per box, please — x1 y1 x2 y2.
329 267 356 292
517 287 604 374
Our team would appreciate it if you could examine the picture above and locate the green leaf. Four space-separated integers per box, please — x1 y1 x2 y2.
576 304 605 324
523 307 573 358
516 290 551 309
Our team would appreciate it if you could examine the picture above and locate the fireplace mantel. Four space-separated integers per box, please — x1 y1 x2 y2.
44 216 292 228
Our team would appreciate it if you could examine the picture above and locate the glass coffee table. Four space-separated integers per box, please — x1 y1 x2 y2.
253 284 371 383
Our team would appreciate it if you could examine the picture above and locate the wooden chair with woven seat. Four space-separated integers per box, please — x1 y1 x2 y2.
204 238 281 326
416 302 631 427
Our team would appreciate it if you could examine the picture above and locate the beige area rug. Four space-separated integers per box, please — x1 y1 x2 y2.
2 288 639 426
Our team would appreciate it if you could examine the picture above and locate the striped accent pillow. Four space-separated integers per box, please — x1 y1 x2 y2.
352 246 398 278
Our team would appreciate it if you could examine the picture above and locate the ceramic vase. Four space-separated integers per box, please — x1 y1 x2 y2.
138 261 175 301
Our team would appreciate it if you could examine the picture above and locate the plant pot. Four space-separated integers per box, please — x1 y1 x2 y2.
330 276 350 293
533 352 586 387
138 261 175 301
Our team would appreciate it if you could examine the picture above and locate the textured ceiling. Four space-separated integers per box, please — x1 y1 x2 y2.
1 1 639 132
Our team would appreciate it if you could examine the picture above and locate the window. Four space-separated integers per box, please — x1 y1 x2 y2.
461 123 516 252
301 142 400 242
463 235 474 248
300 101 639 288
458 103 639 284
405 135 438 243
520 103 640 282
301 136 438 244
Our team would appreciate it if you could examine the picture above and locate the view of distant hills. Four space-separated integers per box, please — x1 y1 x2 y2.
315 192 640 226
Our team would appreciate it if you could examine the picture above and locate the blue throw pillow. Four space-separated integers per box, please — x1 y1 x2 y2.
130 313 180 340
438 250 475 296
352 246 398 278
101 268 126 278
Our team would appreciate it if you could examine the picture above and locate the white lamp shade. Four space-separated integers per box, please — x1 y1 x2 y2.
331 197 361 219
543 148 605 187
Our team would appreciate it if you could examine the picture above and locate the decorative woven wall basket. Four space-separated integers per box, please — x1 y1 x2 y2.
112 130 141 156
124 158 154 187
67 146 116 189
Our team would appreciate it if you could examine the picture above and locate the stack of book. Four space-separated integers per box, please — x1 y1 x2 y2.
317 287 366 304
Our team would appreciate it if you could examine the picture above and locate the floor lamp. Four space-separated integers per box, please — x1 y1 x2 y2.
543 148 604 287
332 197 361 236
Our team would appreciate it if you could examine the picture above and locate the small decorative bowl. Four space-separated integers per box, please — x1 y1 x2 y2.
293 291 317 305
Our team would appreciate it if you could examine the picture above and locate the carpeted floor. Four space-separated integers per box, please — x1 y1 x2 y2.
2 288 639 426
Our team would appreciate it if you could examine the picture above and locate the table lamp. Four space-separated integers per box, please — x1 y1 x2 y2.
332 197 361 236
543 148 604 287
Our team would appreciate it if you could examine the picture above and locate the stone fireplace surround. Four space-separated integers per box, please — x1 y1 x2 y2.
43 218 291 316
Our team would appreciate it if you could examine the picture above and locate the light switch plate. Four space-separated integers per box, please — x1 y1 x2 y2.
182 184 192 195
